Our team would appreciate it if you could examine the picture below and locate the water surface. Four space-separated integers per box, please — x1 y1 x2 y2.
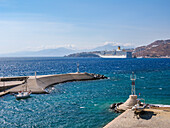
0 58 170 127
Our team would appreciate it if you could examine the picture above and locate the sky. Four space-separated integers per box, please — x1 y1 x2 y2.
0 0 170 53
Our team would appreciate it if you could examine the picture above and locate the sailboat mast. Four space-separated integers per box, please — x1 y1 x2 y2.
26 78 28 92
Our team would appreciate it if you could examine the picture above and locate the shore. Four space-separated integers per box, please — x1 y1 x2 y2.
104 107 170 128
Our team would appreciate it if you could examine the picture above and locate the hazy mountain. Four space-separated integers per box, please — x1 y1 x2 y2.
90 43 133 51
0 43 134 57
0 47 77 57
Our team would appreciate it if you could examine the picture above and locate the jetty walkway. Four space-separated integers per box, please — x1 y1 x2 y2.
104 107 170 128
0 72 106 96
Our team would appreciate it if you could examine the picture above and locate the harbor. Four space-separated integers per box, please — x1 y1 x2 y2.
0 57 170 127
0 72 107 96
0 0 170 127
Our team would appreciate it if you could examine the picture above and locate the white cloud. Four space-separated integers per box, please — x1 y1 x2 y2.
25 44 76 51
104 41 133 47
64 44 76 49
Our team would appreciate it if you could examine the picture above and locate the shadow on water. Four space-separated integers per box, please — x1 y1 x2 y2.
139 111 157 120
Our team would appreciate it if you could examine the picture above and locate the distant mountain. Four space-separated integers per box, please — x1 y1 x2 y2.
65 52 100 57
0 43 134 57
3 40 169 58
90 44 133 51
65 43 134 57
133 39 170 58
66 39 170 58
91 44 118 51
0 47 76 57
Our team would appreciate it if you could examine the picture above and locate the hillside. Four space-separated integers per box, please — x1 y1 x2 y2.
65 39 170 58
65 52 100 57
133 39 170 58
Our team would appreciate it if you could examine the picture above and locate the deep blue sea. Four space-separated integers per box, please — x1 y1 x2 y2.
0 57 170 128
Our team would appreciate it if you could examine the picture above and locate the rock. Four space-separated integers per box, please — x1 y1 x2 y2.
110 102 123 110
110 103 117 109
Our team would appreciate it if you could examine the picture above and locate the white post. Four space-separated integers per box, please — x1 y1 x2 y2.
3 73 5 92
25 78 27 92
77 63 80 73
35 72 37 79
130 72 136 95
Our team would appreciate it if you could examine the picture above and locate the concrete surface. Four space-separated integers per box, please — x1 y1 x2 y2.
104 108 170 128
117 95 137 111
0 72 103 95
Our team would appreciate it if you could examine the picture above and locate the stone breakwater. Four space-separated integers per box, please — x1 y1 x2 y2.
0 72 107 96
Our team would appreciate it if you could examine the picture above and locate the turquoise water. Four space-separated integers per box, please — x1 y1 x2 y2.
0 58 170 127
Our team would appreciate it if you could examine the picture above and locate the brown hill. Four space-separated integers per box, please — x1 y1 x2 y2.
133 39 170 58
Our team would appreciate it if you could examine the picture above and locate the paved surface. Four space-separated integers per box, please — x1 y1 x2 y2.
0 81 24 87
104 108 170 128
0 72 97 95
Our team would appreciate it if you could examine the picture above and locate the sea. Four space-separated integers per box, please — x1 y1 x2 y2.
0 57 170 128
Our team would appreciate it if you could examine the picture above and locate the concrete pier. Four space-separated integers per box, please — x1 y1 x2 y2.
0 72 106 96
117 95 137 111
104 108 170 128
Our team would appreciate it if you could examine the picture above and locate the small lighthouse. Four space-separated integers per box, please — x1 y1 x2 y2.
130 72 136 95
116 72 137 111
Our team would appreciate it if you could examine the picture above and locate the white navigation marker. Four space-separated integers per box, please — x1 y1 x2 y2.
77 62 80 73
130 72 136 95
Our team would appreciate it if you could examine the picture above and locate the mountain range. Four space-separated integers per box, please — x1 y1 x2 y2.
0 40 169 57
0 47 76 57
89 44 132 51
0 44 132 57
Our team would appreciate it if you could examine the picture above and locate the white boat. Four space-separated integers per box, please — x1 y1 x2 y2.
98 54 126 58
15 78 31 100
15 91 31 100
132 98 149 113
132 103 149 113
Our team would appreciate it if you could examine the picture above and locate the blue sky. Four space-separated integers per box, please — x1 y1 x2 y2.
0 0 170 53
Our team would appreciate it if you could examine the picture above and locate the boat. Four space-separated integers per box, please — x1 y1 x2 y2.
15 78 31 100
98 54 127 58
132 98 149 113
97 46 132 58
15 91 31 100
